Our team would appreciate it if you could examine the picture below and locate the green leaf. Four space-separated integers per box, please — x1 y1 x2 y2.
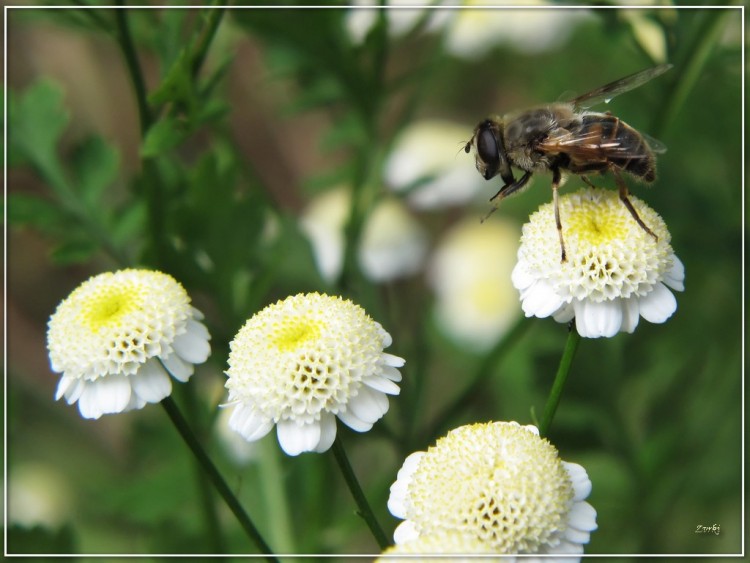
50 236 99 265
8 80 70 190
148 47 194 109
111 200 146 246
141 117 190 158
71 136 120 207
6 193 66 232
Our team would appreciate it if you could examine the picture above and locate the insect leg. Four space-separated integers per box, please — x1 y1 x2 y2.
481 171 533 222
552 167 567 262
612 169 658 241
581 175 597 188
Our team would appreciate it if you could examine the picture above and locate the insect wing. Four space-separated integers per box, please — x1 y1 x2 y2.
570 64 673 110
537 127 653 161
642 131 667 154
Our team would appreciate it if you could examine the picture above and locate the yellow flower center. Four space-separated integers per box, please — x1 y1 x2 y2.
81 286 141 332
271 319 324 352
566 202 628 245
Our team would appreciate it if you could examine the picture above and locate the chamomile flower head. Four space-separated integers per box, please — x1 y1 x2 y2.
47 269 211 419
225 293 404 456
512 187 685 338
376 530 508 562
388 421 597 560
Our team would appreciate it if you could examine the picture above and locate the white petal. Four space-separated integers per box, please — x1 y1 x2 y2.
388 452 424 518
228 404 274 442
172 320 211 365
347 386 389 424
567 501 598 532
277 419 321 456
619 296 641 334
393 520 419 544
337 408 373 432
363 374 401 395
521 279 565 318
187 316 210 340
379 365 403 382
377 324 393 348
638 283 677 324
548 540 585 556
575 299 622 338
124 393 147 412
312 412 337 453
78 375 132 419
381 352 405 368
563 525 591 545
662 255 685 292
55 375 77 401
563 462 592 501
131 359 172 403
552 302 575 324
511 260 535 291
62 378 86 404
161 352 194 382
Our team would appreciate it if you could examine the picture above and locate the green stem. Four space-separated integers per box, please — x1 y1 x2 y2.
190 0 229 78
112 5 169 265
539 327 582 437
160 397 278 560
113 3 153 134
331 437 389 549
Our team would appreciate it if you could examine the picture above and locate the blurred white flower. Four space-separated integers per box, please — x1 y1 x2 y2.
47 269 211 419
300 188 350 283
8 464 73 527
300 188 428 283
428 216 520 351
224 293 404 456
512 187 685 338
385 120 484 209
388 421 597 560
345 0 450 44
621 10 668 63
445 1 592 59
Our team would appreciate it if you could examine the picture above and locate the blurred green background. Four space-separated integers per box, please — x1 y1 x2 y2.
5 3 743 558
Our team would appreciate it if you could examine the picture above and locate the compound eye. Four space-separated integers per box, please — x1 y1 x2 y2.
476 127 500 179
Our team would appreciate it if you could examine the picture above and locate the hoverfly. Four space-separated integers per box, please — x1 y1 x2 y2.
465 64 672 262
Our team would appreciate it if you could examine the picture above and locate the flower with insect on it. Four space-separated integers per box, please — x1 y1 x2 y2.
47 269 211 420
224 293 404 456
388 421 597 560
512 187 685 338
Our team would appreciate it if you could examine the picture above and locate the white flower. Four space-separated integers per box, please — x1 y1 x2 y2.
345 0 450 44
428 216 520 351
9 463 73 528
376 530 507 562
299 188 428 283
388 421 597 561
384 120 485 209
445 1 591 59
47 269 211 420
224 293 404 456
512 187 685 338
